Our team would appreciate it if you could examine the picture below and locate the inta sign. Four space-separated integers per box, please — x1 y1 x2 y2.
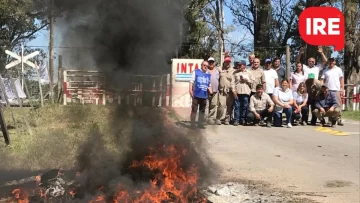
298 7 344 51
172 59 203 82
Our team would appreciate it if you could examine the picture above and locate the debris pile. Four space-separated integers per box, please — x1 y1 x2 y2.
202 182 292 203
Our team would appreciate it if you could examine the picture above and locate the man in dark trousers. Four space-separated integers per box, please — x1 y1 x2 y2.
313 85 341 127
189 60 213 128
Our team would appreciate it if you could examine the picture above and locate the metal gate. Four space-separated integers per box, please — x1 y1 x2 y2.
62 70 170 106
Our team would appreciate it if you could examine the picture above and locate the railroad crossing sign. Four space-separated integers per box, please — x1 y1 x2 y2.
5 50 40 69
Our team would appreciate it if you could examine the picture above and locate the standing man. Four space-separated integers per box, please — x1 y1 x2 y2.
232 60 253 126
189 61 213 128
248 58 266 97
263 58 279 98
216 55 235 125
233 61 240 70
272 57 286 82
320 57 345 126
297 46 328 125
246 53 255 70
296 46 328 80
205 57 220 125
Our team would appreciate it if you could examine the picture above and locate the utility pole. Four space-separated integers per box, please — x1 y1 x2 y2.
218 0 225 65
21 44 24 90
285 45 291 80
48 0 54 103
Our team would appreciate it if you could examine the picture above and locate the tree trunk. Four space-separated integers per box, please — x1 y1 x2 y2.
253 0 271 60
343 0 359 109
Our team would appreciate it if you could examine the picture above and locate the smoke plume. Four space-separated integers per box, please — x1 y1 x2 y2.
56 0 185 88
53 0 216 200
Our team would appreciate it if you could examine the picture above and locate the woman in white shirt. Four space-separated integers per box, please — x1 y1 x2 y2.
272 79 294 128
290 62 307 92
292 82 309 125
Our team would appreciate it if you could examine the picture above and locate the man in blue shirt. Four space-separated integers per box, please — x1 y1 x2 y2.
189 61 213 128
313 85 340 127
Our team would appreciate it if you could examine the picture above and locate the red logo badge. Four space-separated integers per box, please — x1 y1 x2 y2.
299 7 345 51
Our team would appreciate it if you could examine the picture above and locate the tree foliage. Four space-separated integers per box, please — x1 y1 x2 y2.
179 0 234 60
343 0 360 84
0 0 49 71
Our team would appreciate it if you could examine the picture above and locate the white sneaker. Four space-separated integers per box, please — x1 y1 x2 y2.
287 123 292 128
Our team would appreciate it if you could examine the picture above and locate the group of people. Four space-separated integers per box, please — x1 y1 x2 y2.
189 47 345 129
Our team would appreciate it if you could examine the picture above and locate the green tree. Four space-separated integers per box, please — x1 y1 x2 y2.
343 0 360 109
228 0 272 59
179 0 218 59
0 0 48 72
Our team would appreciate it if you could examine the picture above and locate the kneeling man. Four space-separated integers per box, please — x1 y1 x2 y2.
247 84 274 127
313 85 340 127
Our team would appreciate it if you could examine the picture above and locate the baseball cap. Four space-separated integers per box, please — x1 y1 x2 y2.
265 58 271 63
308 73 315 79
208 57 215 62
224 57 232 62
239 60 246 65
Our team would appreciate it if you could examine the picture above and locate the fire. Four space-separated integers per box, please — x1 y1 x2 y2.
119 144 200 203
8 145 207 203
10 189 29 203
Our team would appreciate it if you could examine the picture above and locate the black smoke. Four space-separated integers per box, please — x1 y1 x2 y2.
56 0 185 89
51 0 217 201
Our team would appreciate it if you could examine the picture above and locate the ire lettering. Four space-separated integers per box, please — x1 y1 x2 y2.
306 18 340 35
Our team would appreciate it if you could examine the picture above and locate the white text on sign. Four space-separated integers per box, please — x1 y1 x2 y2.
306 18 340 35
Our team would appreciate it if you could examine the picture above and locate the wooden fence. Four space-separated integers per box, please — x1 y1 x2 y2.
62 70 171 106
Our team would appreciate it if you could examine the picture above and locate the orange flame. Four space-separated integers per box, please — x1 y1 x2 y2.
112 144 201 203
9 145 207 203
10 189 29 203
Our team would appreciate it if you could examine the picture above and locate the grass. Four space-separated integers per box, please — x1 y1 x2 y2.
342 110 360 121
0 105 134 171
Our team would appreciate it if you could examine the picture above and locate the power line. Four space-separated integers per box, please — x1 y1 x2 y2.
24 45 289 49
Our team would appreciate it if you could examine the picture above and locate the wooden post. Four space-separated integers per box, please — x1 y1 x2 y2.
134 83 137 106
158 75 163 106
22 76 34 108
167 74 171 107
152 79 156 106
0 105 10 145
285 45 291 80
102 91 106 105
48 0 55 103
139 82 143 105
57 55 63 103
36 63 44 107
63 70 67 105
0 77 10 105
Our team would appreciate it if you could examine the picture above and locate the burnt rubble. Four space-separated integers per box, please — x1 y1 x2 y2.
12 168 213 203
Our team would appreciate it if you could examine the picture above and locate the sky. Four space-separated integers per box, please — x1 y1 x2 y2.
26 5 340 64
26 6 246 59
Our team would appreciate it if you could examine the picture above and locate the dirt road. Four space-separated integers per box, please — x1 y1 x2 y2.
173 108 360 203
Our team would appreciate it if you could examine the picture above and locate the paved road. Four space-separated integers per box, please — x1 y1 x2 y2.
173 108 360 203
